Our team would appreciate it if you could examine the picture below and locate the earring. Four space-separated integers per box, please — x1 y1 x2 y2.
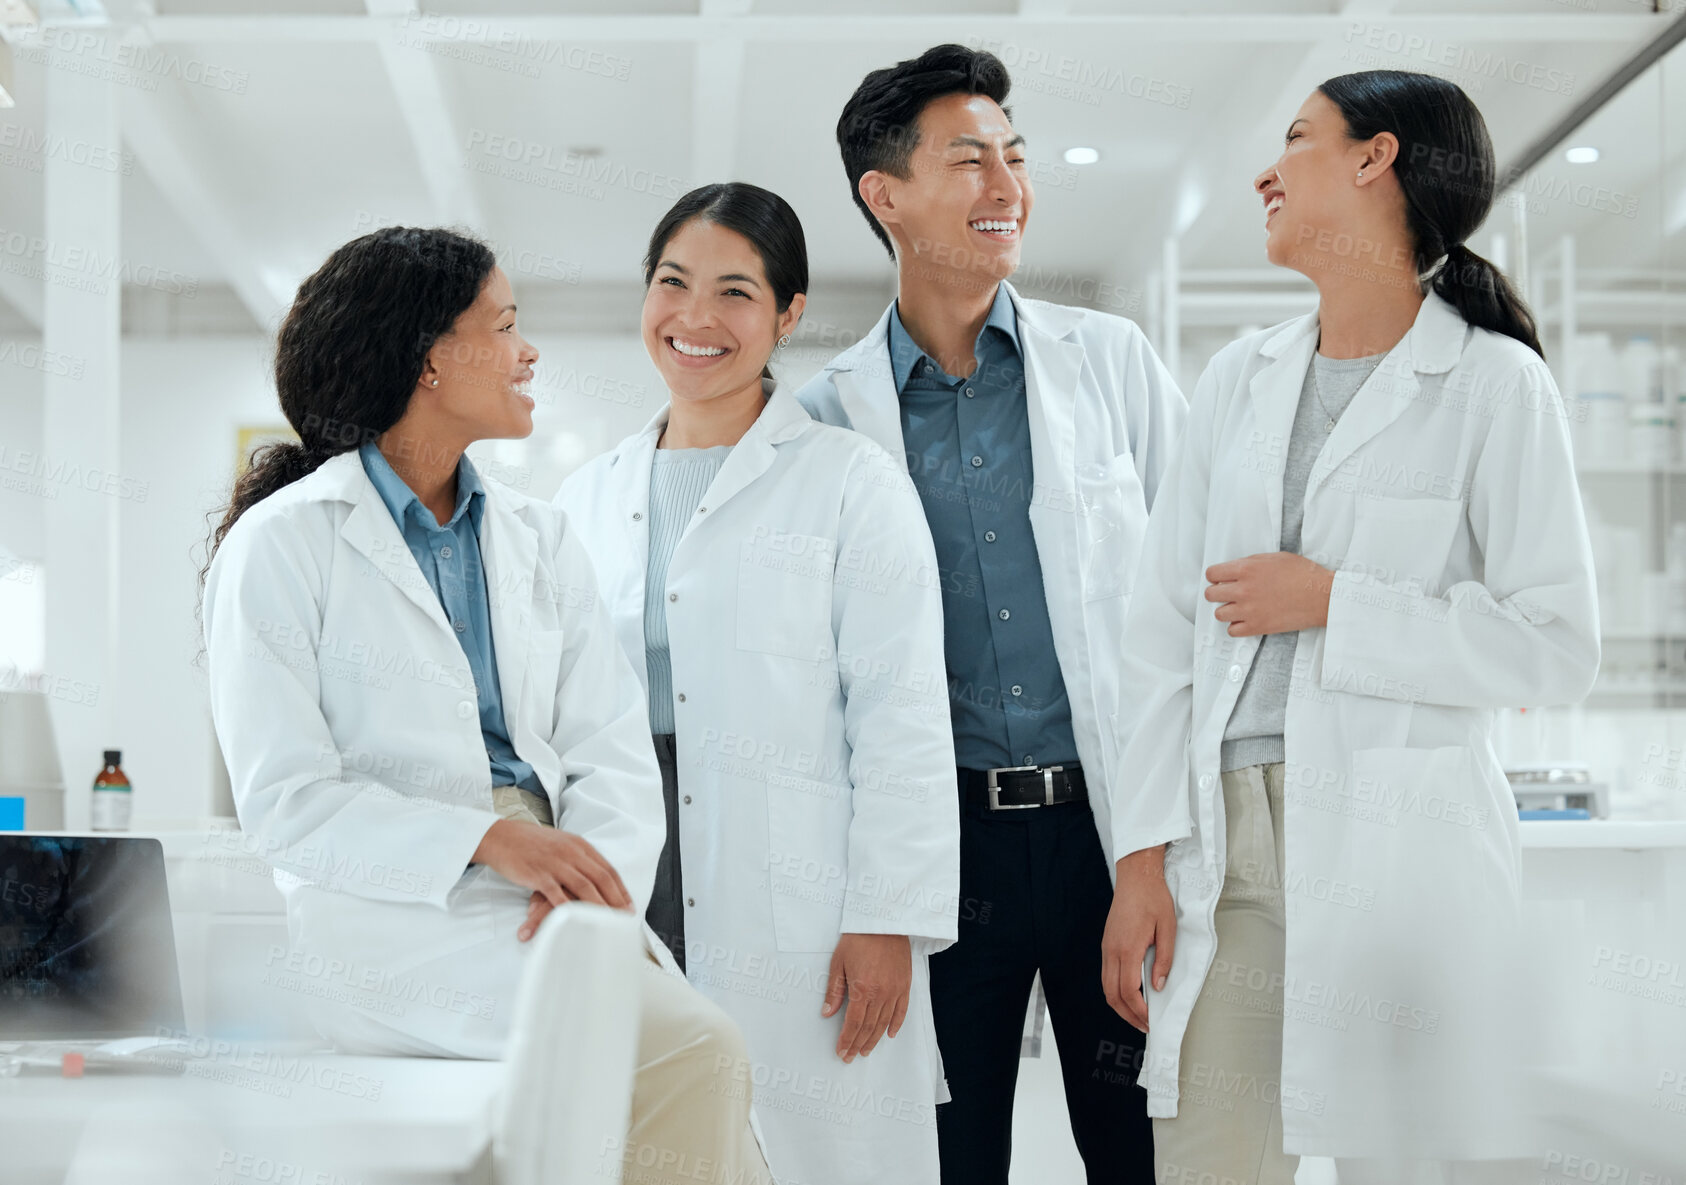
777 335 791 348
430 378 439 387
1357 170 1365 179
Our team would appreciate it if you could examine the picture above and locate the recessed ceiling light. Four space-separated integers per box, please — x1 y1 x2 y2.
1565 145 1599 164
1063 146 1100 166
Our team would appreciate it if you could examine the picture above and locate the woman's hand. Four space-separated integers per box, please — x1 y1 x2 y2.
1102 845 1176 1033
823 933 912 1063
1205 552 1334 636
471 818 633 943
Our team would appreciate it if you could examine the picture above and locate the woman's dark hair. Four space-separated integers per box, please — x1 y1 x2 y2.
1318 69 1542 357
203 226 496 570
836 44 1012 260
643 183 809 381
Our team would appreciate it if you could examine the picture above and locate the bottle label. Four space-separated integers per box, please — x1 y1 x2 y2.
91 788 132 832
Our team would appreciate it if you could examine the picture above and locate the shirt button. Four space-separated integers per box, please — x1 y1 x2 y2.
676 693 686 703
1023 755 1033 764
998 608 1010 621
923 363 934 374
1010 685 1022 696
440 545 452 559
984 530 997 543
970 455 983 468
456 701 475 720
683 795 692 805
698 506 707 514
1228 665 1243 682
668 592 678 602
454 620 467 634
1200 773 1214 789
965 387 975 398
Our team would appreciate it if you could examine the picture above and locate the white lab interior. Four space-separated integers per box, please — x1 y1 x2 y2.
1 1 1684 1182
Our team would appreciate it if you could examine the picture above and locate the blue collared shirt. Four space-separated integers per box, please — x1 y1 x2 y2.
888 285 1079 771
359 442 542 793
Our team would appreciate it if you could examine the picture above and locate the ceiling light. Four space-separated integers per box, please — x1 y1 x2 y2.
1063 146 1100 166
1565 146 1599 164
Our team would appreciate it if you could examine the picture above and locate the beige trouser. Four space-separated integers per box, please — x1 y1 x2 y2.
1153 762 1298 1185
492 786 770 1185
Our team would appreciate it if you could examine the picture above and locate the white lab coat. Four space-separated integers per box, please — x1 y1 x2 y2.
555 387 961 1185
202 449 676 1059
1112 293 1600 1157
795 282 1188 866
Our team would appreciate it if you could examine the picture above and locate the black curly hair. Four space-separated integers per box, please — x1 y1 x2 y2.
203 226 496 569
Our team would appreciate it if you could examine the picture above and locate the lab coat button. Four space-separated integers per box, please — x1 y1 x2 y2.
686 897 696 907
676 693 686 703
1228 665 1242 681
456 701 475 720
668 592 678 602
1199 773 1214 789
632 512 643 521
683 795 692 805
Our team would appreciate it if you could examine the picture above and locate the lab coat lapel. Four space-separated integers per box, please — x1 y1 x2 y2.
1012 288 1081 533
1246 311 1319 544
336 458 455 636
479 486 538 720
685 388 809 529
1305 294 1463 500
830 303 908 472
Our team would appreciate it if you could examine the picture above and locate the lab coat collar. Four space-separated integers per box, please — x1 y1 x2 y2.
1257 291 1467 376
825 281 1082 480
607 380 816 543
310 450 539 714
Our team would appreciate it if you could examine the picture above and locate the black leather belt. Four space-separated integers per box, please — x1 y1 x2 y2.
961 763 1086 811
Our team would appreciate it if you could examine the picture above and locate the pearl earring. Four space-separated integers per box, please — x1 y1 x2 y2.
430 378 439 387
1357 170 1365 179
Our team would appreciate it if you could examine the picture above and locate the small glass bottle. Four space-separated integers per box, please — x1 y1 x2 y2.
90 749 132 832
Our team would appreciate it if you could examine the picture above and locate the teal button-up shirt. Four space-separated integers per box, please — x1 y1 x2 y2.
359 443 542 792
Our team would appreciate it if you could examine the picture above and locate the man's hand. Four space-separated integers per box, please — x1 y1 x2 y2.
1205 552 1334 637
1102 845 1177 1033
822 934 912 1063
472 818 633 943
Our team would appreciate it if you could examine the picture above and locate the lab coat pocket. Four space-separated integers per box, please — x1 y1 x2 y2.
1078 454 1145 601
763 781 848 953
735 530 836 662
1344 494 1464 592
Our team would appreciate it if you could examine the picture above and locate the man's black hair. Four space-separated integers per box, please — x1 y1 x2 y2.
836 43 1013 260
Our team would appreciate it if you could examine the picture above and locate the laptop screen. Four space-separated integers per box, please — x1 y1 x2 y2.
0 836 186 1039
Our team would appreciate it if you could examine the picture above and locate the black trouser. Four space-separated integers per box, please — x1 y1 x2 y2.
931 785 1153 1184
645 733 685 971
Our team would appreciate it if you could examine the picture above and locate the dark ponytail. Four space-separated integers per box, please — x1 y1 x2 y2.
1319 70 1543 359
643 182 809 383
202 227 496 575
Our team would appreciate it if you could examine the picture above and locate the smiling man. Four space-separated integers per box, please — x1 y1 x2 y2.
796 43 1186 1185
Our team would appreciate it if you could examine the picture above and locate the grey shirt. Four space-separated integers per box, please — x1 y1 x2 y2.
644 444 732 734
1220 349 1387 772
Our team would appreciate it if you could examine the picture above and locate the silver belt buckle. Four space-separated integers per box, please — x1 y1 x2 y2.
986 764 1064 810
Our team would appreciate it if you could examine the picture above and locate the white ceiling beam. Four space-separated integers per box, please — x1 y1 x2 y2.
132 13 1674 46
118 33 291 330
691 0 750 190
0 265 43 330
365 0 484 230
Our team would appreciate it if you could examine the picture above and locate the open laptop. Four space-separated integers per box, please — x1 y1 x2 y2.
0 835 189 1071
